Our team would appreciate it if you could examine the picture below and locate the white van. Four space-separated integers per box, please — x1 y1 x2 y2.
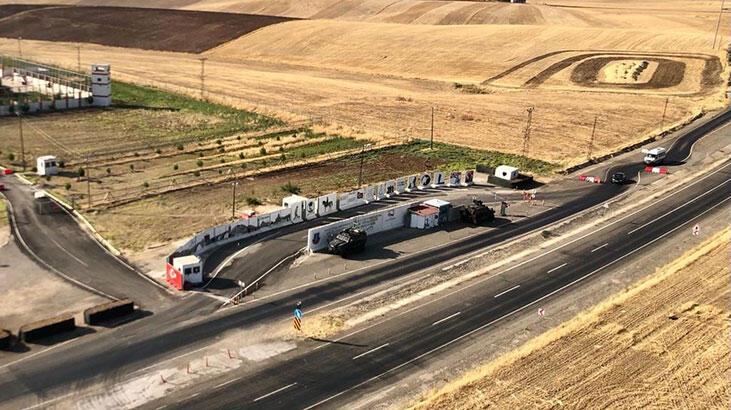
643 147 667 165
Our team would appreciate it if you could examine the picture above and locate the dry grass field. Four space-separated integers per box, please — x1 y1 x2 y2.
0 0 727 252
412 228 730 409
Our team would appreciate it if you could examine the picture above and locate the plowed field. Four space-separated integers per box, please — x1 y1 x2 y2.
413 228 731 409
0 6 295 53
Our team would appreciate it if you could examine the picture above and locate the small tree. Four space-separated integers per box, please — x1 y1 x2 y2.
280 181 301 195
238 152 245 160
78 167 85 177
259 147 267 156
173 164 179 171
176 144 184 151
193 170 201 177
142 181 149 188
7 153 15 161
106 168 111 175
155 148 162 155
129 164 135 171
196 160 204 167
64 182 71 190
245 196 262 206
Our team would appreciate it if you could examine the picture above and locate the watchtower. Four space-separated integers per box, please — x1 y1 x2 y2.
90 64 111 107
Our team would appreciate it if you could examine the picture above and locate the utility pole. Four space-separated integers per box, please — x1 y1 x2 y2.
430 106 434 150
85 155 91 209
357 143 372 188
199 57 207 100
522 107 534 157
17 113 25 171
712 0 726 49
660 97 669 130
231 178 238 219
587 115 598 160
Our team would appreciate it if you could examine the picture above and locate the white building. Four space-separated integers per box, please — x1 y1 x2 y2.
36 155 58 176
90 64 111 107
173 254 203 285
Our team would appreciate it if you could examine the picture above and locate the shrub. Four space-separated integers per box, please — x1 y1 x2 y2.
193 170 201 177
173 164 179 171
58 160 65 168
259 147 267 156
129 164 135 171
106 168 111 175
280 181 301 195
78 167 85 177
276 136 281 141
280 153 286 162
245 196 262 206
278 146 284 152
134 152 140 157
155 148 162 155
240 163 247 169
238 152 245 160
219 147 225 153
64 183 71 190
218 169 223 174
196 160 204 167
198 152 204 158
216 139 223 145
220 158 226 164
176 144 184 151
7 153 14 161
142 181 149 188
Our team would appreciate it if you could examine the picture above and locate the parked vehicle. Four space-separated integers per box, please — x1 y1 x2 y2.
643 147 667 165
611 172 627 184
328 227 367 255
460 199 495 224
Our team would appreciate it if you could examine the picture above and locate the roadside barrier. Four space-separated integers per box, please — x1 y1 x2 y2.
578 175 601 183
19 315 75 343
83 299 135 326
644 166 669 174
0 329 11 349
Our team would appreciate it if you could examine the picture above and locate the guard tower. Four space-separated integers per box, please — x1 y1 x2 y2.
90 64 111 107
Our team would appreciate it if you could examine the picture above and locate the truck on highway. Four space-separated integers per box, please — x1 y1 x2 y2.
643 147 667 165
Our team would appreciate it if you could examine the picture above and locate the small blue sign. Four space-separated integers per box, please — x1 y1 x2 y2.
294 308 303 319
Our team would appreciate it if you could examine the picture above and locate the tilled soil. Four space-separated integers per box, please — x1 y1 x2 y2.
0 6 296 53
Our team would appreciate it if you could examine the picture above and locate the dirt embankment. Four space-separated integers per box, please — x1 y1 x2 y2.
0 6 296 53
412 228 731 409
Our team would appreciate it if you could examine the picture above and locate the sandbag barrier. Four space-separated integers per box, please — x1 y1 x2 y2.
19 315 75 344
84 299 135 326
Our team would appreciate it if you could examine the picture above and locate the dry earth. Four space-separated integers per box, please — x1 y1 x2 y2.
0 5 295 53
411 228 730 409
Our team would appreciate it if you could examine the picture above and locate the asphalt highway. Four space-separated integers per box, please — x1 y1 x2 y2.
0 108 727 408
169 159 731 410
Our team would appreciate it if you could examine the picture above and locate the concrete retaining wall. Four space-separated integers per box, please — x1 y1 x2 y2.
19 315 75 343
84 299 135 325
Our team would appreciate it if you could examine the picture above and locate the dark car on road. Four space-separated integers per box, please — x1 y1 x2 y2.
328 227 367 255
611 172 627 184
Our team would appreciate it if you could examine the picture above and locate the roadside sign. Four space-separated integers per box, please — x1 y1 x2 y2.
294 308 303 320
293 317 302 331
537 308 545 317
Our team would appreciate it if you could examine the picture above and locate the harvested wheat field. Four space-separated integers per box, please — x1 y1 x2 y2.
412 228 731 409
0 22 725 166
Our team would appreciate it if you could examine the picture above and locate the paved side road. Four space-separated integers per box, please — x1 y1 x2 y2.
2 176 171 310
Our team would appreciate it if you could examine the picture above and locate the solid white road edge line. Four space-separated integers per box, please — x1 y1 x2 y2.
626 178 730 235
302 195 731 410
253 382 297 402
214 379 239 389
547 263 568 274
494 285 520 298
307 163 731 352
431 312 462 327
590 243 609 253
353 343 390 360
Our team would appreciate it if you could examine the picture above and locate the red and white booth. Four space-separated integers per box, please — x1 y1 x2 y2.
166 255 203 290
